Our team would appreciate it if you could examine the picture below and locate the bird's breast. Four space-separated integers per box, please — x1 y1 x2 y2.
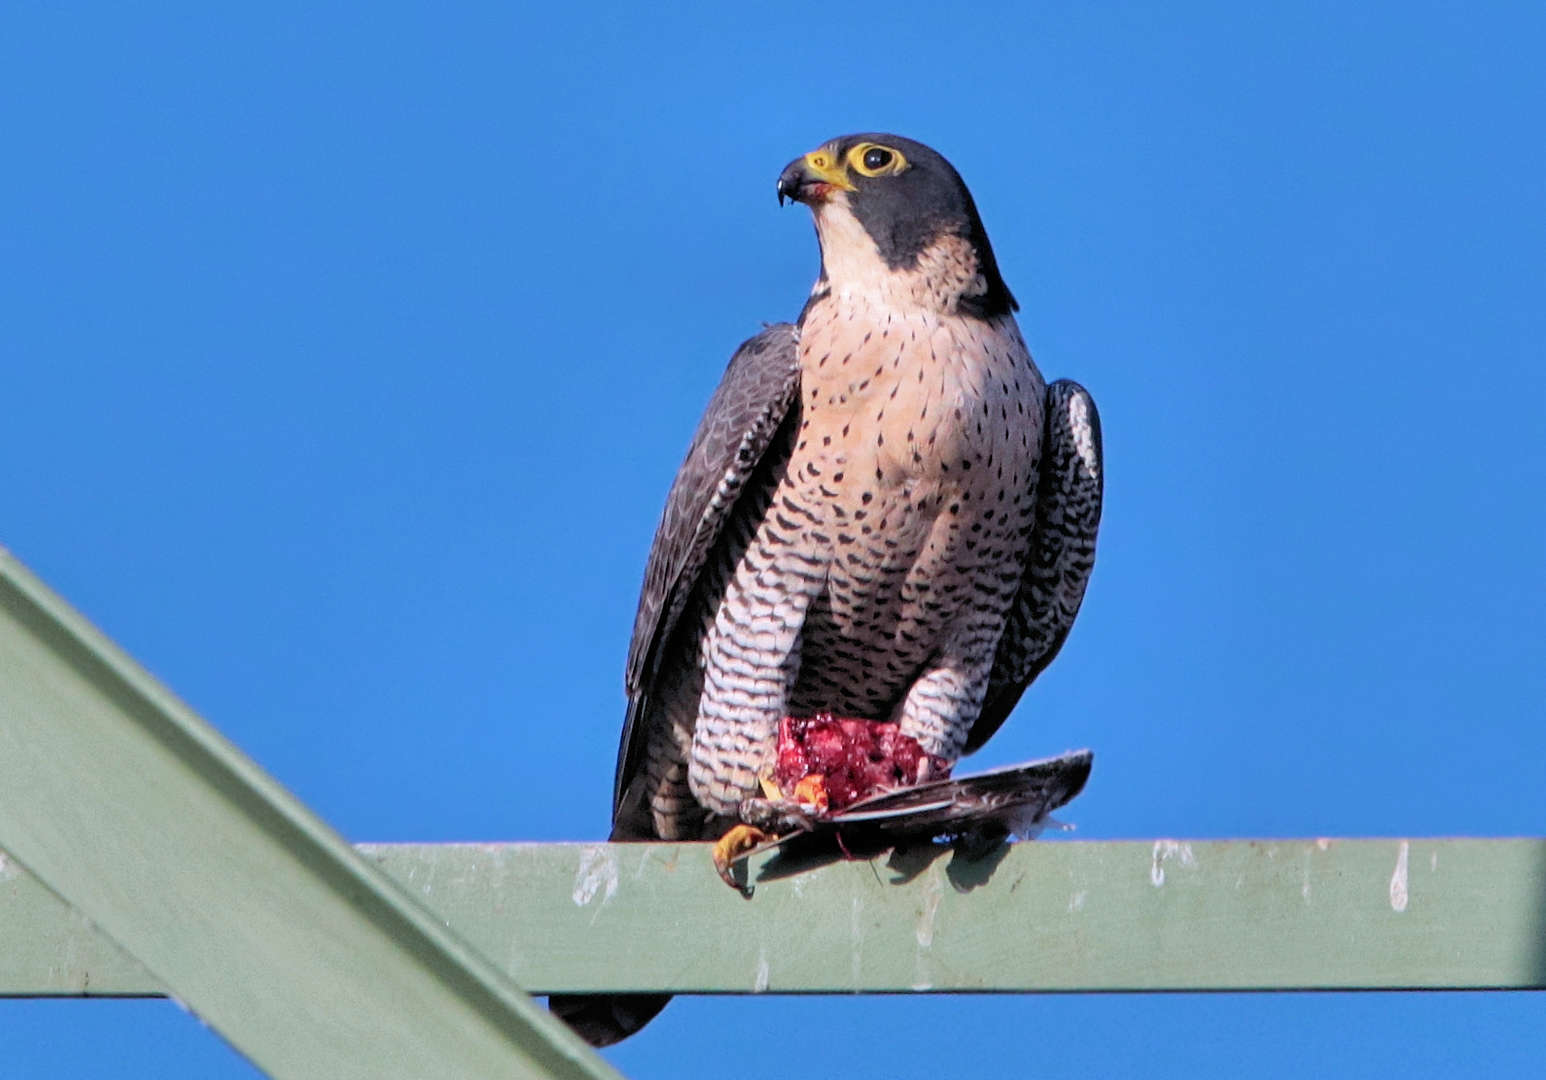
794 299 1042 494
765 299 1045 719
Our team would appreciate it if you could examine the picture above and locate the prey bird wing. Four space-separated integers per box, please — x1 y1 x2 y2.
830 750 1092 838
967 380 1104 753
614 323 801 814
725 750 1094 872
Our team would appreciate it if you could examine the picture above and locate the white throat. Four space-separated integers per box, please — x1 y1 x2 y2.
810 194 988 316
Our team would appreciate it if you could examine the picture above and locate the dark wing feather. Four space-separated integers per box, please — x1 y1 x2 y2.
967 380 1104 754
612 324 801 813
727 751 1094 870
830 750 1093 841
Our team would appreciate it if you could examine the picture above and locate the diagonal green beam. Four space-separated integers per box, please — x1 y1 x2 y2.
5 838 1546 996
0 549 621 1080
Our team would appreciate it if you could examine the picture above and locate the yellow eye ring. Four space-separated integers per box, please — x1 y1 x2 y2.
847 143 908 178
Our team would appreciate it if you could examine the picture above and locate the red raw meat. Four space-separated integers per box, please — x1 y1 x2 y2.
774 714 949 812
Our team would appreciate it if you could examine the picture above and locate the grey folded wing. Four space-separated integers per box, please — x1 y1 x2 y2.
967 379 1104 754
613 323 802 815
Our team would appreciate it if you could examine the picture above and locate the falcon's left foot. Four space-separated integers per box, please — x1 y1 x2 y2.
712 824 771 886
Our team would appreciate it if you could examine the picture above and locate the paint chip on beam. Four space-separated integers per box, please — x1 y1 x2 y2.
1390 841 1410 913
1150 841 1196 887
572 846 619 909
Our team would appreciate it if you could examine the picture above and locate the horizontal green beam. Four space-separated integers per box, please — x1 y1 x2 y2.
6 838 1544 995
0 549 619 1080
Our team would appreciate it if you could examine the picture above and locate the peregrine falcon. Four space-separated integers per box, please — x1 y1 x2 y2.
550 134 1103 1046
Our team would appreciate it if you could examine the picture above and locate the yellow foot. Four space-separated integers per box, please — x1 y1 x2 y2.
712 824 771 887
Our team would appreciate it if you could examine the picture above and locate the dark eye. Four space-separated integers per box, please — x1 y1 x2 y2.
863 147 893 171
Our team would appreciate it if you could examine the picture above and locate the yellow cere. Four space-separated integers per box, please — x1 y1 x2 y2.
802 148 857 191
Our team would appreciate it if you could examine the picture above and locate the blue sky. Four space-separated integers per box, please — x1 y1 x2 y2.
4 2 1545 1076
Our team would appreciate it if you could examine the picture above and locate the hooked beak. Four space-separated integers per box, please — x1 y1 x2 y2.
776 150 856 206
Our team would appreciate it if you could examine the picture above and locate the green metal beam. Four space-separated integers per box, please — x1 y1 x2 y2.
6 838 1545 996
0 549 620 1080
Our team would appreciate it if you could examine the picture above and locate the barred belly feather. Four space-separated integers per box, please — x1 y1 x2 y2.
689 267 1046 816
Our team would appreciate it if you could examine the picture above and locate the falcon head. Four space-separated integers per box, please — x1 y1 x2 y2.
777 134 1017 319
